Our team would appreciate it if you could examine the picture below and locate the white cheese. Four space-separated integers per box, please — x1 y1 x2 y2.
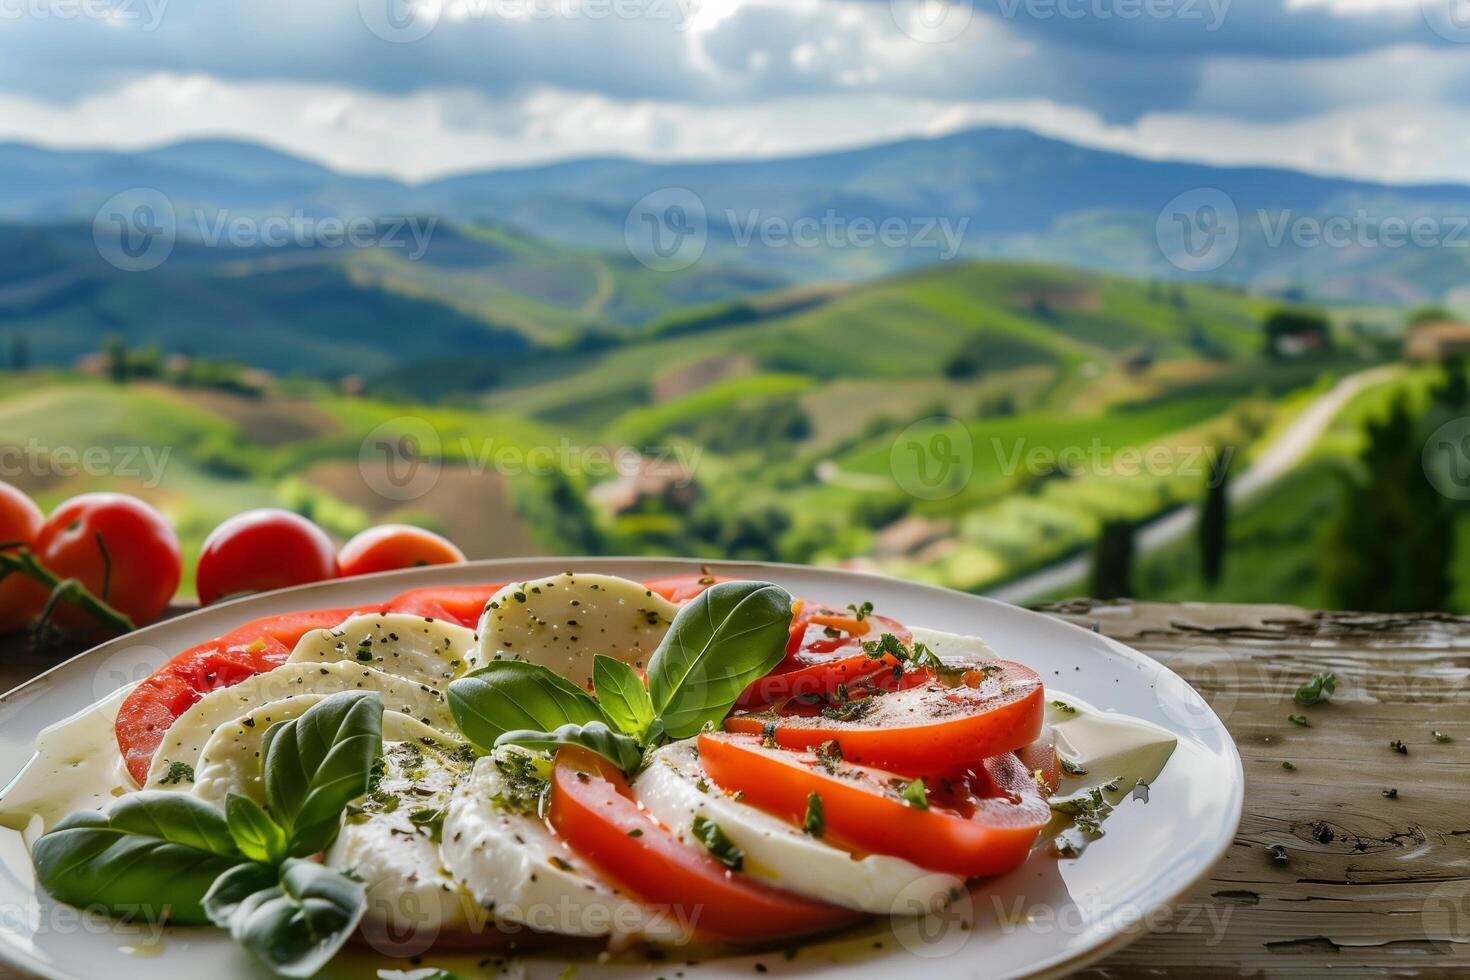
476 574 677 690
288 613 480 690
144 661 454 791
634 740 962 915
440 750 689 943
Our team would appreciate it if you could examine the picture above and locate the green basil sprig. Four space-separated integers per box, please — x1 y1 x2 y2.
30 792 243 925
33 690 385 976
447 660 607 747
495 720 645 774
449 580 793 774
264 689 385 857
203 859 368 979
647 580 793 738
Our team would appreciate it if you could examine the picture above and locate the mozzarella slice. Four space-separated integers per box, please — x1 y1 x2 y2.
288 613 481 689
326 726 491 948
440 750 688 943
192 698 446 807
634 740 962 916
908 625 999 663
476 573 678 690
144 661 454 791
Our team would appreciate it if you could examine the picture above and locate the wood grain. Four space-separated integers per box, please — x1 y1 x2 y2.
2 600 1467 977
1038 600 1470 978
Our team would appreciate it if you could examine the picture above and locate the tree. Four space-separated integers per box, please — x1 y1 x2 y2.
1090 520 1135 600
102 334 128 384
1199 449 1231 587
1406 304 1454 326
1262 309 1331 358
1322 394 1452 612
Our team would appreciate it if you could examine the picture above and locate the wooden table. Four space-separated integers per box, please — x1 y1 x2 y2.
1040 600 1470 978
2 600 1467 977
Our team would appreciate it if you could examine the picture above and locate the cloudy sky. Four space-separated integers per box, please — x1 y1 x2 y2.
2 0 1470 183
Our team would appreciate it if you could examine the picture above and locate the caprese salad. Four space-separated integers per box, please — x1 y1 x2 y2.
0 571 1176 977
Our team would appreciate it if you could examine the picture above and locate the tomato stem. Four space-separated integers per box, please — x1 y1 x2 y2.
95 531 113 602
0 547 136 638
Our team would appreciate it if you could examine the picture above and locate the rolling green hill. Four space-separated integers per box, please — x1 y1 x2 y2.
0 220 789 378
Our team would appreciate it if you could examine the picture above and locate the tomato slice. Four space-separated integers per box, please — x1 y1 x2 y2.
642 574 728 604
698 733 1050 878
1015 727 1059 796
115 604 379 784
725 660 1045 774
736 607 909 710
548 749 861 942
384 584 504 628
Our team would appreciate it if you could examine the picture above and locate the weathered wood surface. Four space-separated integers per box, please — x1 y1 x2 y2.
1 600 1467 978
1039 600 1470 978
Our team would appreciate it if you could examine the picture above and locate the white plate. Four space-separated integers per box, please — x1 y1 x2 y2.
0 558 1242 980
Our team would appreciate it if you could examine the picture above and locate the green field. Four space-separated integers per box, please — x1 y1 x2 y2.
1 253 1421 607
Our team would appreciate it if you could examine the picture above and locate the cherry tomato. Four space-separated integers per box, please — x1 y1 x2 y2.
735 605 910 710
32 493 181 631
725 659 1045 774
698 733 1052 878
196 509 338 605
0 482 46 633
115 604 378 784
549 749 861 942
338 524 465 578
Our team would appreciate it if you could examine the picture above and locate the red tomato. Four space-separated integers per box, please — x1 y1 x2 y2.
736 605 910 710
642 574 727 604
0 482 46 633
1015 727 1059 795
725 660 1045 774
549 749 861 942
32 493 181 631
385 584 503 628
698 733 1051 878
338 524 465 578
196 509 338 605
115 604 379 784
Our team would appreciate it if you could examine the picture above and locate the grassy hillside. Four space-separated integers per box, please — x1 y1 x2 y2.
0 252 1393 604
0 221 789 378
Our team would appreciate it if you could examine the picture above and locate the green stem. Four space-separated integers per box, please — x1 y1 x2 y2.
0 549 136 636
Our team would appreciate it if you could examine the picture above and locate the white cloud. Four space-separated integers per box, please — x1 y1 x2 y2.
3 69 1470 187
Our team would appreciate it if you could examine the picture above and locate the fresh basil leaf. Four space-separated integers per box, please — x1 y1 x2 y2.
202 861 278 926
263 690 384 858
448 661 608 752
1294 671 1336 706
205 857 366 979
496 721 645 775
647 581 793 738
592 655 655 739
32 792 242 925
226 793 286 865
691 815 744 870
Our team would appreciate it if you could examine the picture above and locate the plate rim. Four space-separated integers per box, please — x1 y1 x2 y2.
0 557 1244 980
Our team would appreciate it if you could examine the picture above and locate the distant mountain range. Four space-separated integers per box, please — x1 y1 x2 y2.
5 127 1470 305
